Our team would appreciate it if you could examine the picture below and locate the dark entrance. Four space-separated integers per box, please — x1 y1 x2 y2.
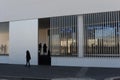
38 18 51 65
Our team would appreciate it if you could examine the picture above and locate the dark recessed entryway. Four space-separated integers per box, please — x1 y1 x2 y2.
38 18 51 65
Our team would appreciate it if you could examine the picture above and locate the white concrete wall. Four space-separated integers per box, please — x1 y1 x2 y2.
0 56 9 64
0 0 120 22
78 16 84 57
51 57 120 68
9 19 38 65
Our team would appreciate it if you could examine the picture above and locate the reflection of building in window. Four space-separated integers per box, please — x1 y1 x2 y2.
0 44 8 54
0 22 9 55
84 11 120 57
50 16 77 56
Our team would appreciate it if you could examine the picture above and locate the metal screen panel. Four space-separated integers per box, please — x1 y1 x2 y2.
84 11 120 57
50 16 78 56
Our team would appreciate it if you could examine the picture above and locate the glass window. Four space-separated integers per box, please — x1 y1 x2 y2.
84 11 120 57
50 16 78 56
0 22 9 55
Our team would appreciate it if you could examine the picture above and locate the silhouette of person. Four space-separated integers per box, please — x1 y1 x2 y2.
1 44 4 53
26 50 31 67
43 43 47 55
4 45 7 54
38 43 42 54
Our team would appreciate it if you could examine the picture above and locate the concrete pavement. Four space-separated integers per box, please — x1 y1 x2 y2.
0 64 120 80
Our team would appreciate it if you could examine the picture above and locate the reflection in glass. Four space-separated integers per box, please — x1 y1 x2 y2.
50 16 77 56
0 22 9 55
84 11 120 57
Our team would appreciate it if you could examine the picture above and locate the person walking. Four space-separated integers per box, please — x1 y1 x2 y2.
26 50 31 67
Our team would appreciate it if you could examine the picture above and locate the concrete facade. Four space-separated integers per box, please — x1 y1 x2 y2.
0 0 120 67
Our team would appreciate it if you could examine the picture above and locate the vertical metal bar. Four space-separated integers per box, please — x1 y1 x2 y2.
65 16 67 55
116 11 119 56
73 16 75 55
90 13 92 57
107 12 110 57
109 12 111 57
53 17 55 55
60 17 62 55
50 18 52 55
113 12 115 57
85 15 87 57
88 14 90 57
86 14 88 57
83 15 85 56
110 12 113 57
89 13 91 57
101 12 103 57
103 12 104 57
117 11 120 57
117 11 119 56
100 12 102 57
107 12 109 57
99 13 101 57
112 12 114 57
86 15 88 57
75 15 77 55
118 11 120 57
91 14 95 56
85 14 87 57
59 17 61 55
108 12 111 57
60 16 64 55
57 17 59 54
105 12 107 57
75 16 77 56
110 12 115 57
51 18 53 55
63 16 65 55
97 13 99 57
94 13 96 57
93 13 95 57
114 11 116 57
110 12 112 57
70 16 72 55
116 11 118 56
102 12 104 57
76 15 78 56
72 16 74 55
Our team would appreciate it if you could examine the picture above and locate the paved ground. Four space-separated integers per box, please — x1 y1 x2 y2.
0 64 120 80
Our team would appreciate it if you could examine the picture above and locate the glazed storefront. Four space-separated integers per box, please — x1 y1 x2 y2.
1 11 120 67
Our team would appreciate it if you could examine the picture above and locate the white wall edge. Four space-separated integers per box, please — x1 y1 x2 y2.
51 57 120 68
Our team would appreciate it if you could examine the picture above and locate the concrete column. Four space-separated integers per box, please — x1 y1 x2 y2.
78 16 84 57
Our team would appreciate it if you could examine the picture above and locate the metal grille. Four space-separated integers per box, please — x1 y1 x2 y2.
83 11 120 57
50 16 78 56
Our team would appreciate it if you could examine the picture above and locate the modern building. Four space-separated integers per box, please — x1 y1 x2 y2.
0 0 120 68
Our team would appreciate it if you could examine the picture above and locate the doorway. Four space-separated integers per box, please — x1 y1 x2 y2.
38 18 51 65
